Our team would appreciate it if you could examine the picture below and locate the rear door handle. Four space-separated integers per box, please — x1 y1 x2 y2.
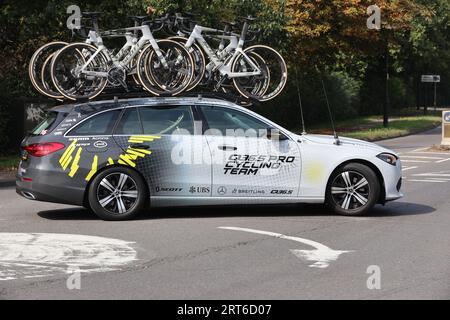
130 144 150 149
218 145 237 151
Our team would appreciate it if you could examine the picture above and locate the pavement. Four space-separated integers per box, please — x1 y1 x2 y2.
0 127 449 299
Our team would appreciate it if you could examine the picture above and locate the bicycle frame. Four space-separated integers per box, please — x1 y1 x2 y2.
185 25 261 79
80 25 167 78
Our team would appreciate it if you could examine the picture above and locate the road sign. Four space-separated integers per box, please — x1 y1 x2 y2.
421 75 440 83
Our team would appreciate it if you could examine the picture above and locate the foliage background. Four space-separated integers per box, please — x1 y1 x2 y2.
0 0 449 153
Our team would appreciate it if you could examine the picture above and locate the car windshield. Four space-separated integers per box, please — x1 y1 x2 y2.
30 111 57 136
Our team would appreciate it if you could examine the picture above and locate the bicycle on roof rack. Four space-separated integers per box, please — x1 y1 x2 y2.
49 12 194 101
28 12 287 103
165 14 288 102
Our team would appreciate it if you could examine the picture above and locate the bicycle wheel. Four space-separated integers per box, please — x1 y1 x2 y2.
168 36 206 91
231 45 287 101
232 51 271 98
29 41 67 99
136 40 194 96
50 43 109 101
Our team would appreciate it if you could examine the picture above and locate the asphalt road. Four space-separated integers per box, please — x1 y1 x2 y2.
0 127 449 300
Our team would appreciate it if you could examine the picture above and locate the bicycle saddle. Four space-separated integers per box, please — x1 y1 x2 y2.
222 21 237 27
239 16 256 22
83 12 102 18
128 15 148 23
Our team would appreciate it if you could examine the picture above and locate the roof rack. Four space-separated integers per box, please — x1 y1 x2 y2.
184 91 260 107
50 89 261 107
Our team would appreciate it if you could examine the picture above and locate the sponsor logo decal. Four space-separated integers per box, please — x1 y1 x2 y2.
189 186 210 194
270 189 294 195
231 188 265 195
155 187 183 192
217 186 227 195
93 140 108 148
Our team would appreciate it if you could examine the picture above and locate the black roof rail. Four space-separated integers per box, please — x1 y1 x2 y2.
39 89 262 108
184 91 260 107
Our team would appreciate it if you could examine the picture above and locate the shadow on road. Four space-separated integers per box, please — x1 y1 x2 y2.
37 201 435 221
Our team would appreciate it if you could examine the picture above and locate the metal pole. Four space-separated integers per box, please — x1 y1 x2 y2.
384 36 389 128
434 82 437 110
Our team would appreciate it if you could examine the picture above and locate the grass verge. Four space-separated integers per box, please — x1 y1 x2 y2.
0 155 19 172
305 114 441 141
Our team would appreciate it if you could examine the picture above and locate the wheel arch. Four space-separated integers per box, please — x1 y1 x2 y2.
325 159 386 204
82 164 151 208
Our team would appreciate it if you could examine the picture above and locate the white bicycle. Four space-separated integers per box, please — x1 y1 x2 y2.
49 12 194 101
167 15 288 101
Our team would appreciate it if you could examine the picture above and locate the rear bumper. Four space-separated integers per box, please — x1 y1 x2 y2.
16 173 85 206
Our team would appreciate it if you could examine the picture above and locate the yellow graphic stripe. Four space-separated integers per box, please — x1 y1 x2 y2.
59 140 77 169
85 155 98 181
107 157 114 166
129 147 151 155
68 147 82 177
128 135 161 144
119 153 137 167
126 149 147 157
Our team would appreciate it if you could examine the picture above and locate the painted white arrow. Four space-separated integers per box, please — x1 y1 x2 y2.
218 226 352 268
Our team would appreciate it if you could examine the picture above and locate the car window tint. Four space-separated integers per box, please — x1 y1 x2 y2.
139 106 194 135
31 111 57 135
115 108 142 135
200 106 269 135
69 110 120 136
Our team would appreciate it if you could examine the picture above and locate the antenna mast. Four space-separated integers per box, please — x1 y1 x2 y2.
320 77 340 145
294 67 307 135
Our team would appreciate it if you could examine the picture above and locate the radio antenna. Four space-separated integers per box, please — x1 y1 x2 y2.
319 75 340 145
294 66 307 135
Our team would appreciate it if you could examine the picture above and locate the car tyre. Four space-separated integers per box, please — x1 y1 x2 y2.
88 167 148 221
326 163 380 216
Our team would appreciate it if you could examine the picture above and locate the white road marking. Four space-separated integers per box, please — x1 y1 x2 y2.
218 226 352 269
407 151 450 156
0 233 137 281
436 158 450 163
402 166 418 171
401 155 444 160
401 160 430 163
414 173 450 177
407 179 447 183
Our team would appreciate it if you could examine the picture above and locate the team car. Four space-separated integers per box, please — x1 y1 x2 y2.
16 97 403 220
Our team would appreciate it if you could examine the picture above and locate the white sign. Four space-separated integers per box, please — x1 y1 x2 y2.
421 75 440 83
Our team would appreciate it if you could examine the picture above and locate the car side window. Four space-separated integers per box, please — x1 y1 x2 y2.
200 106 270 136
139 106 194 135
115 108 142 135
68 110 121 136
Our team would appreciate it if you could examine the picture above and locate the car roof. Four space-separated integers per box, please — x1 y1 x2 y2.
50 96 240 114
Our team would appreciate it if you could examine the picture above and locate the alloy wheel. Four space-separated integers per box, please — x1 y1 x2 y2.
96 173 139 215
330 171 370 211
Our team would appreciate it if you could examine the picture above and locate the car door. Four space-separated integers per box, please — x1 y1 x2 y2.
113 105 212 197
198 105 301 198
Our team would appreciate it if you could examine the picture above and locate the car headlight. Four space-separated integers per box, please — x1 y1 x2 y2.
377 153 398 166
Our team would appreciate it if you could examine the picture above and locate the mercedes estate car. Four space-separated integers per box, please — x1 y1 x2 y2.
16 97 403 220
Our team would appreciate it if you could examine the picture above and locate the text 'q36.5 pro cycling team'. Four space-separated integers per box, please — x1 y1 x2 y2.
29 12 288 102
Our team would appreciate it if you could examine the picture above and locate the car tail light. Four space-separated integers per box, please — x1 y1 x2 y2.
23 142 65 157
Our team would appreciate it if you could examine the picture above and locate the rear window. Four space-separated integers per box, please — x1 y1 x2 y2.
68 110 121 136
31 111 58 135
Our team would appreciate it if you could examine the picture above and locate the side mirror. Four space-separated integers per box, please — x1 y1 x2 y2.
266 128 288 141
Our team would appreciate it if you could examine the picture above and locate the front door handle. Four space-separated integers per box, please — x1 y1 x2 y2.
218 145 237 151
130 144 150 149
